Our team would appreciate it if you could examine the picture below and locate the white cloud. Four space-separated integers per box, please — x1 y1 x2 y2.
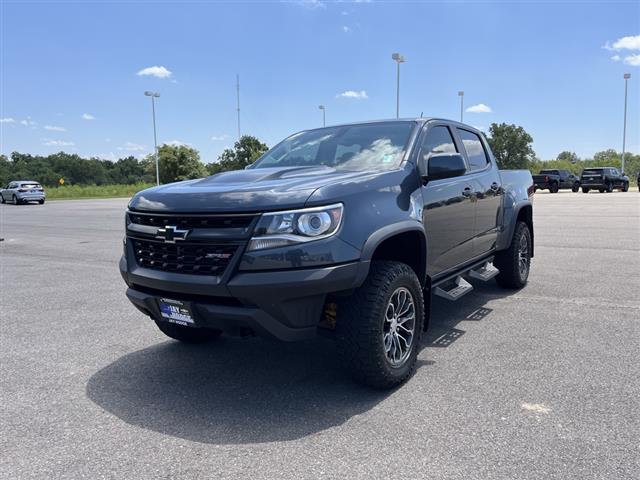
137 66 173 78
611 55 621 62
342 25 351 33
211 134 229 141
165 140 190 147
0 117 15 123
82 113 95 120
296 0 326 9
44 125 66 132
20 117 37 126
121 142 146 151
337 90 368 99
466 103 493 113
605 35 640 51
43 139 75 147
624 54 640 66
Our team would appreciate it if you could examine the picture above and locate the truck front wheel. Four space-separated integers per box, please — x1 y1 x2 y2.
494 221 532 289
336 261 425 389
572 182 580 192
154 320 222 344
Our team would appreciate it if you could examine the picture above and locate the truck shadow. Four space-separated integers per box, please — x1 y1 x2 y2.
86 279 515 445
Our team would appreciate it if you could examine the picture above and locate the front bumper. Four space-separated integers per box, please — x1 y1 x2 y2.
120 255 368 341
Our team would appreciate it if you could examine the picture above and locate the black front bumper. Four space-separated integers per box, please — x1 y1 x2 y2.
120 255 367 341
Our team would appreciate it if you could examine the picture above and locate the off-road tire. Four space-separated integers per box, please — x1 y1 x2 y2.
154 320 222 344
605 182 613 193
572 182 580 192
622 182 629 192
582 187 590 193
599 188 605 193
549 182 559 193
494 221 532 290
335 261 425 389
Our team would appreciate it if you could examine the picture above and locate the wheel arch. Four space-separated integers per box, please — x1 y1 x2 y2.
355 221 427 288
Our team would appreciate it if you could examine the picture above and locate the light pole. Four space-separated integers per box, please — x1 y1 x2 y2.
392 53 405 118
621 73 631 175
458 91 464 122
318 105 326 127
144 91 160 186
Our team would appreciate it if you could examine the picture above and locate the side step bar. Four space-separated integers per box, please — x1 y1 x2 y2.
434 276 473 301
469 261 499 282
433 260 499 301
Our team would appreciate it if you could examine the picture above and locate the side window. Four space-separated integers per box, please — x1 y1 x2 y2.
457 129 489 171
421 126 457 158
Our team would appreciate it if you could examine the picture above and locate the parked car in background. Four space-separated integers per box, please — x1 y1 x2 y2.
637 171 640 192
120 118 535 389
532 169 580 193
0 180 46 204
580 168 629 193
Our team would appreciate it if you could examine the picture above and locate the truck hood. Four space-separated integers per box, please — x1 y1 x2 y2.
128 166 370 213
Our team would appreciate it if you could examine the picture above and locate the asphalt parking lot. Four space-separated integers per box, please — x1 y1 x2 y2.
1 191 639 479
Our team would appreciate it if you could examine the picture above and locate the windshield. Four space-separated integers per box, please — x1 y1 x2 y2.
252 122 415 171
539 170 556 174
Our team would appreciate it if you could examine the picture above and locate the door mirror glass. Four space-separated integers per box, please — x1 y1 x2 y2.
419 153 467 180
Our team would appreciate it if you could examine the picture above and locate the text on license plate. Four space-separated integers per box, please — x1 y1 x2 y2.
159 298 194 326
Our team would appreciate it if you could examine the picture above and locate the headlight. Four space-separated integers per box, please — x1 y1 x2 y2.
247 203 343 251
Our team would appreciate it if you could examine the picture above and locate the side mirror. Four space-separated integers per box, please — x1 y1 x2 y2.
418 152 467 181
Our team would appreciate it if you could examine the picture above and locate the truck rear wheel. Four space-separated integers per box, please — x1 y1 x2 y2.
549 182 559 193
336 261 424 389
582 187 590 193
622 182 629 192
154 320 222 344
572 182 580 192
494 221 532 290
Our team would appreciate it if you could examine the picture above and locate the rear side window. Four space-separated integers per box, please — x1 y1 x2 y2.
421 126 457 157
457 129 489 171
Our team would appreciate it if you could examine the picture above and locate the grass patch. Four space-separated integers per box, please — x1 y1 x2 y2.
45 183 155 200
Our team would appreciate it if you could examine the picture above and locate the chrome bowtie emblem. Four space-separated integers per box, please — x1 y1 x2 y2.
155 225 190 243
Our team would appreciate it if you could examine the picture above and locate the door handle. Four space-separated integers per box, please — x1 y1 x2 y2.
462 187 473 197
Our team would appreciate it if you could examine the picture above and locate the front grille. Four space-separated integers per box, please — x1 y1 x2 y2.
132 239 237 276
128 212 255 229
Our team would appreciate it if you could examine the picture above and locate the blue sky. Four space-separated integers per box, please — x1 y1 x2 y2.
1 0 639 163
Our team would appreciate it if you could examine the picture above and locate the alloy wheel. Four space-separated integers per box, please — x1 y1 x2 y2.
383 287 416 367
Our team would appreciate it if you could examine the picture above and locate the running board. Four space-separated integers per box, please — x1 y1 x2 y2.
434 276 473 301
469 261 499 282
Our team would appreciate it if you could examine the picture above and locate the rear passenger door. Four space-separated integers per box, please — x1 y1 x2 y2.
455 128 502 258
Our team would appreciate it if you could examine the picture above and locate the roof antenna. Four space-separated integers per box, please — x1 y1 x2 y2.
420 111 423 117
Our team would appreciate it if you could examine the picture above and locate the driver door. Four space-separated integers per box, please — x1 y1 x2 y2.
419 123 475 277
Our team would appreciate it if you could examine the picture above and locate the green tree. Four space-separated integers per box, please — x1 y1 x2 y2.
556 151 579 163
0 154 10 186
486 123 535 169
144 144 208 184
207 135 268 175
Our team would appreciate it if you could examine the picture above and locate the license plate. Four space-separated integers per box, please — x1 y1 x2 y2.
30 190 38 193
158 298 195 326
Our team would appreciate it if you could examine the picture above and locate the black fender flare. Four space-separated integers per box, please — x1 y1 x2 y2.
498 201 534 257
353 220 428 288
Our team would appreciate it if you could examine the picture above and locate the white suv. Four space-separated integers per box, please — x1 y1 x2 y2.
0 180 46 205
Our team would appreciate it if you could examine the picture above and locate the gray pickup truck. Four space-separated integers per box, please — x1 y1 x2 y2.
120 119 534 388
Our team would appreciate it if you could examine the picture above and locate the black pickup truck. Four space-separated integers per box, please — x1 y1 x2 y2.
580 167 629 193
120 119 534 388
532 169 580 193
